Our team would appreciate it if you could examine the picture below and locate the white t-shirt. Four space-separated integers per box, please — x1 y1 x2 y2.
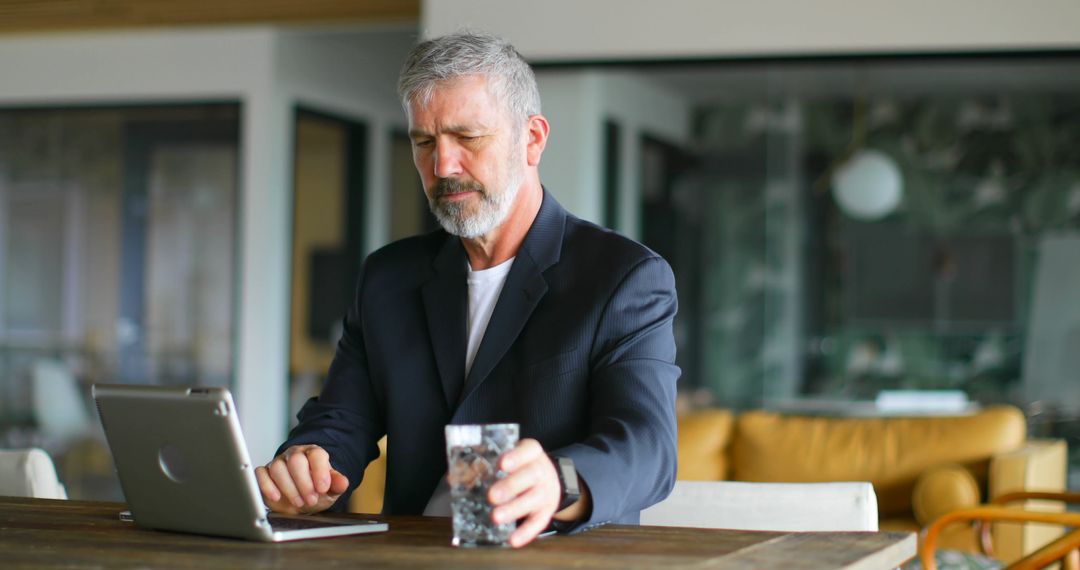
465 256 515 376
423 255 515 516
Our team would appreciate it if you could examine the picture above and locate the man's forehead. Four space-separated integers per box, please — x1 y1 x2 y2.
406 76 510 130
408 122 492 138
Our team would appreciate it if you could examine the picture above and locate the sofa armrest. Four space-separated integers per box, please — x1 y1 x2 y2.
988 438 1069 564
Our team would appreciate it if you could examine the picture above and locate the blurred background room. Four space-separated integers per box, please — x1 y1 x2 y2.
1 6 1078 558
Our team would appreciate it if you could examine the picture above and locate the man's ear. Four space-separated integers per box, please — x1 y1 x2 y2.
525 114 550 167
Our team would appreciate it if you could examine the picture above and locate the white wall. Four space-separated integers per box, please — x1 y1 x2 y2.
0 28 271 102
423 0 1080 61
274 27 417 251
533 71 604 221
0 25 413 464
534 70 691 232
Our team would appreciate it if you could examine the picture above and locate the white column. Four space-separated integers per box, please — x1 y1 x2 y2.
234 87 294 463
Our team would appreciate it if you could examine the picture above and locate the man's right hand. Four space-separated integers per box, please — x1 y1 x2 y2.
255 444 349 514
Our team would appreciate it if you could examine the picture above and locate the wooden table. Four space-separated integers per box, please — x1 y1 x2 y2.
0 497 915 569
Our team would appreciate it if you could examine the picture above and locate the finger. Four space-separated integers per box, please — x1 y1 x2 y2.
312 471 350 512
499 438 543 472
492 486 548 526
304 447 333 494
489 464 536 506
510 509 553 548
254 466 281 503
268 457 306 510
287 450 319 507
490 453 555 507
328 469 350 495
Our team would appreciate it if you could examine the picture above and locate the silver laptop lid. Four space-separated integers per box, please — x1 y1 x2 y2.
94 384 388 542
93 384 274 541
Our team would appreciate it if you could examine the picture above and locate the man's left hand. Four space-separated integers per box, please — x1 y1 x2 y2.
487 438 577 548
490 438 591 546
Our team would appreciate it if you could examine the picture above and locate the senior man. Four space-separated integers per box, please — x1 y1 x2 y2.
257 30 680 547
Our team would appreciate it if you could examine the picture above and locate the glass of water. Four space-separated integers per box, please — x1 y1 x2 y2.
444 423 519 547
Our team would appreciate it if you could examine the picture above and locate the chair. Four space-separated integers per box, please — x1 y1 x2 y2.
32 359 92 444
640 480 880 531
918 491 1080 570
0 448 69 499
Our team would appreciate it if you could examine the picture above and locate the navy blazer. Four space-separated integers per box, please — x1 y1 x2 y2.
281 190 680 530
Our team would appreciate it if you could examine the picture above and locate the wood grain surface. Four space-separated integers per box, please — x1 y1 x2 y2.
0 0 419 33
0 496 915 569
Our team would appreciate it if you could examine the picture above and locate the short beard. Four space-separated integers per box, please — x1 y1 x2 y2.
427 172 521 239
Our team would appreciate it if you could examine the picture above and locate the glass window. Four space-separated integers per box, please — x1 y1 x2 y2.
0 103 240 499
287 109 368 424
622 59 1080 412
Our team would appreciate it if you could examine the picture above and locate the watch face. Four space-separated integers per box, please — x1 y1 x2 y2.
558 461 576 482
555 457 579 496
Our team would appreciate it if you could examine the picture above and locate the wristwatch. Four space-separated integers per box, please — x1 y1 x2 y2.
550 455 581 512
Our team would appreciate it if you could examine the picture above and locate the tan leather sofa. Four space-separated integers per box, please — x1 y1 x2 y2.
678 405 1068 565
350 405 1067 564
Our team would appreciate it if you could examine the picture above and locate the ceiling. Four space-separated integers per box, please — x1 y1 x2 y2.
589 57 1080 104
0 0 419 34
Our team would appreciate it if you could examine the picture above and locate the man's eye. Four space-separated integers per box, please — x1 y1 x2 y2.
413 140 433 148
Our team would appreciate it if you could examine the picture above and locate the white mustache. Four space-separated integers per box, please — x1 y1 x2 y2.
434 178 484 198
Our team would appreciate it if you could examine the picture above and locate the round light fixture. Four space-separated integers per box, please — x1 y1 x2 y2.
832 149 903 221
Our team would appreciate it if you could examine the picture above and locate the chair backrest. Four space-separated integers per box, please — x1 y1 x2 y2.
640 480 878 532
0 448 69 499
32 359 91 443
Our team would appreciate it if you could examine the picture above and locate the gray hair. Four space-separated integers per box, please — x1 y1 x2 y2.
397 30 541 123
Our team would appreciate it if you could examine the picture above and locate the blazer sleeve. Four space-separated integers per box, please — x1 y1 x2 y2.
553 255 680 531
275 263 386 510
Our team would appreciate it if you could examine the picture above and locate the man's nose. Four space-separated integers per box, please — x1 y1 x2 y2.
433 141 463 178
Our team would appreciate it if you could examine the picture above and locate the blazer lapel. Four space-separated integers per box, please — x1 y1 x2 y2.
421 236 469 411
458 255 547 405
458 189 566 406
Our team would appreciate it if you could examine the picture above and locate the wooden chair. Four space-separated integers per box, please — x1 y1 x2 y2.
919 491 1080 570
640 480 880 531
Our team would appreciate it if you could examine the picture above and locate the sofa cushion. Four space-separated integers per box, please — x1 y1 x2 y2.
913 464 981 526
676 409 734 480
731 406 1025 517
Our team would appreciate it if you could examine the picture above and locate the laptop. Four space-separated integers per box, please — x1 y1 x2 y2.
93 384 388 542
